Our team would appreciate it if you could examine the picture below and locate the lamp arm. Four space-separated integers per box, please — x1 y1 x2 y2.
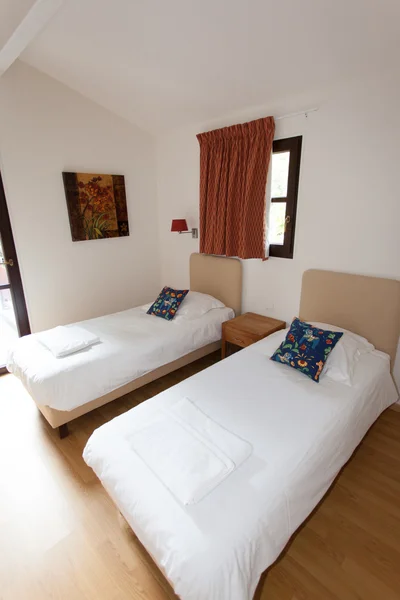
178 228 198 239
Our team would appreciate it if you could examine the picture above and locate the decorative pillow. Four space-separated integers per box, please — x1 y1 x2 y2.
147 286 189 321
270 317 343 382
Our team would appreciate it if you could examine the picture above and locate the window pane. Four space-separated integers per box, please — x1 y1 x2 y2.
0 288 19 367
0 238 9 285
269 202 286 246
271 151 290 198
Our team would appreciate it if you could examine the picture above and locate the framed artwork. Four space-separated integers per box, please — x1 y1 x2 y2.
62 172 129 241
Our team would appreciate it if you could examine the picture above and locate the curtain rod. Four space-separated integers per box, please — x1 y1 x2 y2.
275 107 318 121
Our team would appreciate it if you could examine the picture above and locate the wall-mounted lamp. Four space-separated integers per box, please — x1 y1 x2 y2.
171 219 198 239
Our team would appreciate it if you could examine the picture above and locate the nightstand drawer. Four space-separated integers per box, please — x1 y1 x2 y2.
223 327 259 348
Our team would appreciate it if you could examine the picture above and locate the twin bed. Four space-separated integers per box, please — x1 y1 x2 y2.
7 255 400 600
83 267 399 600
7 253 242 436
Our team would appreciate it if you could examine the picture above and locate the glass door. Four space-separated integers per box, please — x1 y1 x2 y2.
0 239 19 368
0 172 30 374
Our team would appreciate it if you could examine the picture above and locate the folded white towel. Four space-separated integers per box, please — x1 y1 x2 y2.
37 325 100 358
129 398 252 505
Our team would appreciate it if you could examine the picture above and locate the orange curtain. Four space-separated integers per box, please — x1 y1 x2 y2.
197 116 275 259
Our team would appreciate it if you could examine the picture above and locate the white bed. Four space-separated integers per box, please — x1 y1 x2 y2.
7 304 234 412
83 329 398 600
83 268 400 600
6 253 242 435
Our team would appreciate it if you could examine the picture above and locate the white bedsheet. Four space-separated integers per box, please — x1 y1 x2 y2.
83 329 398 600
7 306 234 411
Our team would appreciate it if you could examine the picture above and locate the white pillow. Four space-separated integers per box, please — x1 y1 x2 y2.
175 291 225 320
311 322 374 385
140 302 152 312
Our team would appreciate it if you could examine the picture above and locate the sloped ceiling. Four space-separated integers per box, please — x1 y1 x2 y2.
0 0 38 47
11 0 400 133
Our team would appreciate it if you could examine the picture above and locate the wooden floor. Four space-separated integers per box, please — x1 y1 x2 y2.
1 353 400 600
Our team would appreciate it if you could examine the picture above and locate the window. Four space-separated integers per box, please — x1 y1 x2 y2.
268 136 302 259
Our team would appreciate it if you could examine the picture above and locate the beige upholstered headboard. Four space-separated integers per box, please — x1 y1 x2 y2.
300 269 400 366
190 253 242 315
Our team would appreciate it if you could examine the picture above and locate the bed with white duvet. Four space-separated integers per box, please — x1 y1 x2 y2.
7 299 234 411
83 327 398 600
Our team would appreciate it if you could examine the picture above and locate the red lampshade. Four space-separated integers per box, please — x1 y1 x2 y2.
171 219 189 232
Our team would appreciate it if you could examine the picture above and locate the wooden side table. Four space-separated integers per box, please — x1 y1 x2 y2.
221 312 286 359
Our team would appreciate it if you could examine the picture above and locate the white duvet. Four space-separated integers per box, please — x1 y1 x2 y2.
129 397 252 505
83 329 398 600
7 306 234 411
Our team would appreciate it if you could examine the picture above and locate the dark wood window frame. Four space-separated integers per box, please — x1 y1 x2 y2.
269 135 302 259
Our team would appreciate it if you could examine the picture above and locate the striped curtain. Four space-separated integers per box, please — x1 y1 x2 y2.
197 116 275 259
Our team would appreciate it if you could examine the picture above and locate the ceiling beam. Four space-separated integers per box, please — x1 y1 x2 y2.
0 0 64 77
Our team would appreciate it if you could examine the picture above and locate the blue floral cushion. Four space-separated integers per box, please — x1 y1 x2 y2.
270 317 343 382
147 286 189 321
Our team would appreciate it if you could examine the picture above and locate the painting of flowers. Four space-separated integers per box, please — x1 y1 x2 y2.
62 172 129 241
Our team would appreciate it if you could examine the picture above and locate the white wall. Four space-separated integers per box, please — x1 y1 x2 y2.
0 60 160 331
156 69 400 385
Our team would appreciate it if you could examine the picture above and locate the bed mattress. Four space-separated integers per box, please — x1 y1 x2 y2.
7 306 234 411
83 329 398 600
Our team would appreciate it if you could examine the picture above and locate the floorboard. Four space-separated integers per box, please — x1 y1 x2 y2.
1 354 399 600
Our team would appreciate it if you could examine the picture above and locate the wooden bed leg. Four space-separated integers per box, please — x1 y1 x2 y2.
58 424 69 439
